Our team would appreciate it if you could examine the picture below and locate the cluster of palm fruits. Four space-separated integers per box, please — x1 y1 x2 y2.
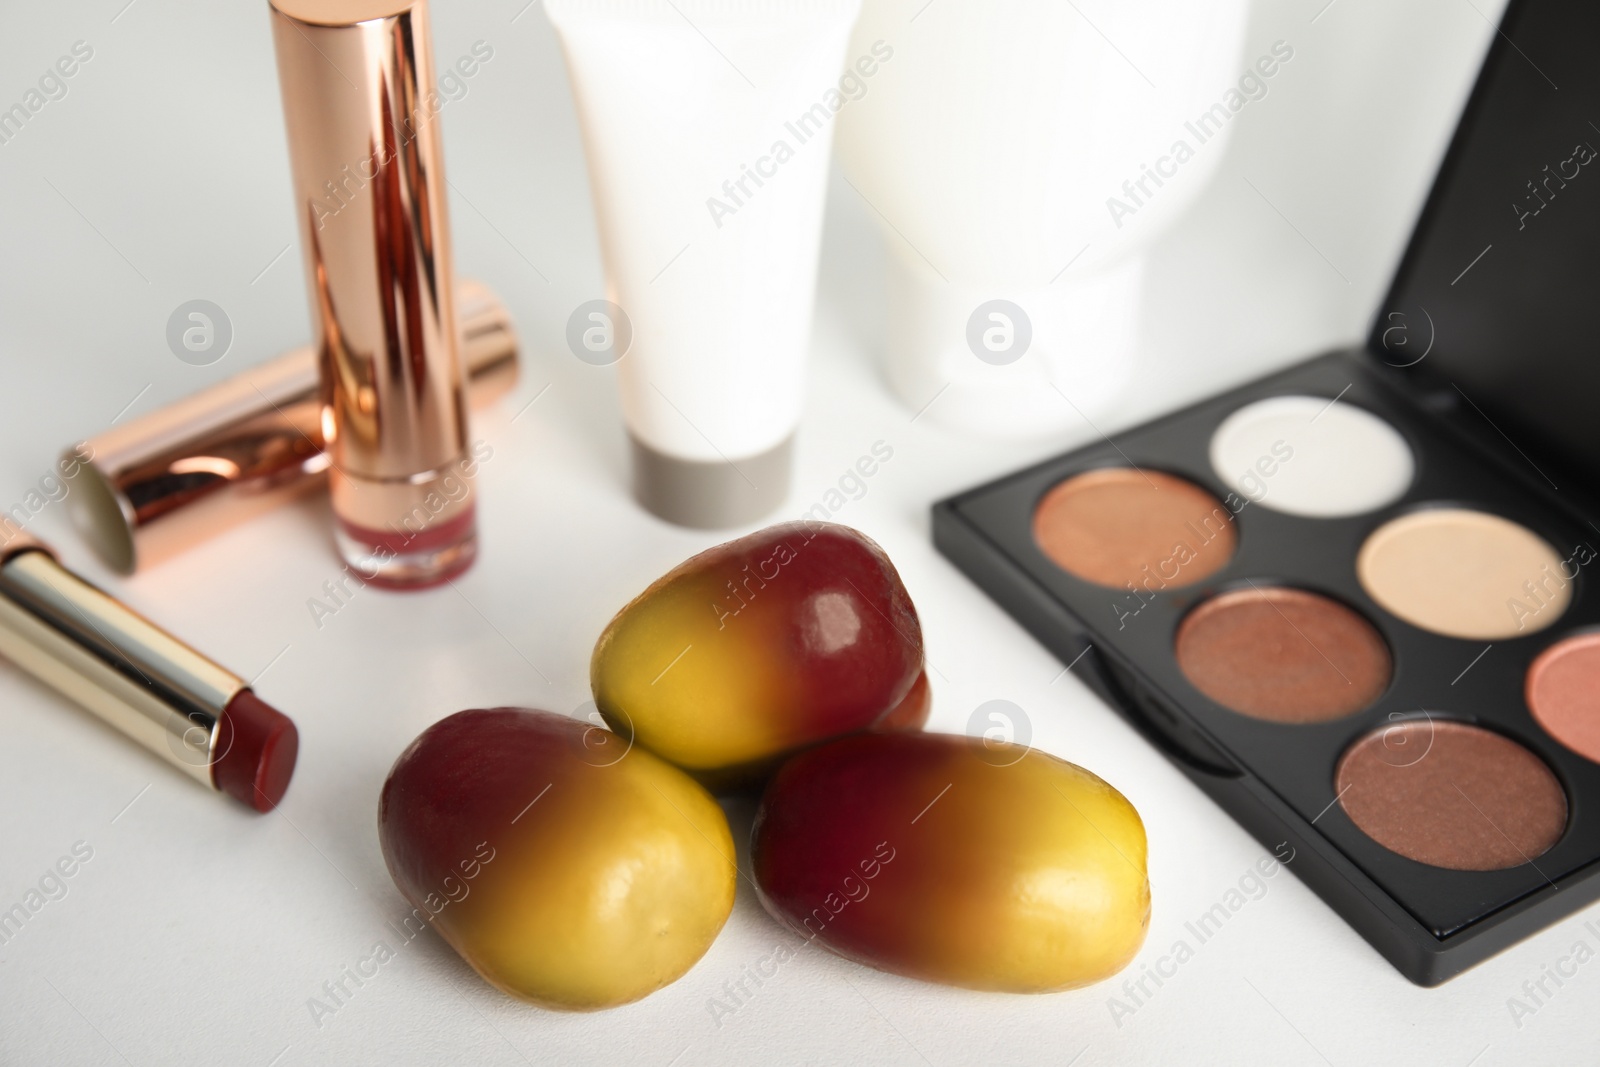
378 523 1149 1010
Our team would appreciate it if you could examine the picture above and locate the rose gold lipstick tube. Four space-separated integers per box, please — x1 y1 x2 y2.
60 281 515 576
270 0 475 589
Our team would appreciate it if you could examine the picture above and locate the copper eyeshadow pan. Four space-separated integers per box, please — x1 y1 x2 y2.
1175 586 1391 723
1031 468 1236 590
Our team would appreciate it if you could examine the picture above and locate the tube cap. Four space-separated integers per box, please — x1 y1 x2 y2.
629 434 793 529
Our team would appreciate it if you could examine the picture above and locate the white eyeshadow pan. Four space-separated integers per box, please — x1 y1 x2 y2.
1209 395 1414 517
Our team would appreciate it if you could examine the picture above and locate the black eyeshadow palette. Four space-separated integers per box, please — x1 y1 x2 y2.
932 0 1600 985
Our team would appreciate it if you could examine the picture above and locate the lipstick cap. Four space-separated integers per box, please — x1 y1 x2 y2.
61 281 515 574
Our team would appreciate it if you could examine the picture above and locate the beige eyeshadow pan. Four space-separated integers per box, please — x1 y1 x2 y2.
1356 508 1573 640
1032 468 1236 590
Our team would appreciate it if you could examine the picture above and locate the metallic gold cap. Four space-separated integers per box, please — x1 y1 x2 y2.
0 540 244 790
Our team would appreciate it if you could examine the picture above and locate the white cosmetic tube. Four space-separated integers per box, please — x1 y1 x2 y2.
545 0 863 527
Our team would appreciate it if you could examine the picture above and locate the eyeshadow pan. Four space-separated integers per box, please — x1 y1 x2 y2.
1528 633 1600 763
1032 468 1236 590
1356 508 1573 640
1175 586 1390 722
1210 395 1414 517
1336 720 1566 871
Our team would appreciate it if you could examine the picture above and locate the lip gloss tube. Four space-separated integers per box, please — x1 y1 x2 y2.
270 0 476 589
60 280 516 576
0 535 298 812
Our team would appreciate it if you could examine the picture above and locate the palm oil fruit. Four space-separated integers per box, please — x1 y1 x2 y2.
874 669 931 732
752 732 1150 993
378 708 736 1010
591 522 925 787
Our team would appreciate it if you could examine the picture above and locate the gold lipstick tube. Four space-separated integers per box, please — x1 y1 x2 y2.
0 534 298 812
270 0 475 588
60 280 515 576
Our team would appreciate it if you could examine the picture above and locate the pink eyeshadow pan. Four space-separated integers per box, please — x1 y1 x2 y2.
1528 633 1600 764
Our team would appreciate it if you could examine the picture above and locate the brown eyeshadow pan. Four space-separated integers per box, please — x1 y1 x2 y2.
1031 468 1236 590
1336 720 1567 871
1527 633 1600 764
1175 586 1391 723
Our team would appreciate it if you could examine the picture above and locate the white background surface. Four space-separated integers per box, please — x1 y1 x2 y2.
4 0 1589 1064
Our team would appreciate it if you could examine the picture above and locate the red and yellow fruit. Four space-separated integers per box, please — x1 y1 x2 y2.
752 732 1150 993
378 708 735 1010
591 522 924 785
874 669 931 732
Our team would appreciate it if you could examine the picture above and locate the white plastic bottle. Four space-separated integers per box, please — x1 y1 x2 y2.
836 0 1252 436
